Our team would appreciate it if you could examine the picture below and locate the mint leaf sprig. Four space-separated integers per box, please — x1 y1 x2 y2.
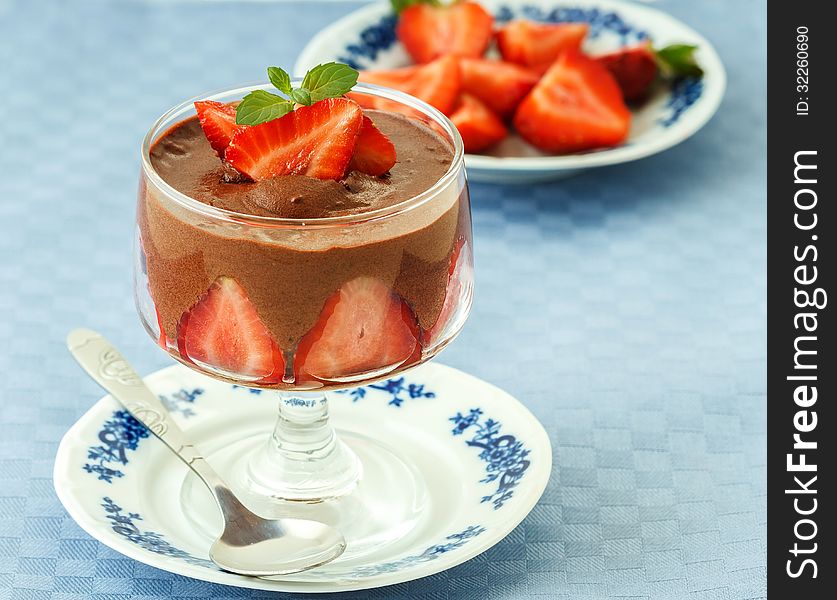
236 63 359 126
391 0 442 14
655 44 704 79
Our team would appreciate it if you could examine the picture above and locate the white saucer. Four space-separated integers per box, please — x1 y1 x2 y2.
54 362 552 593
295 0 726 183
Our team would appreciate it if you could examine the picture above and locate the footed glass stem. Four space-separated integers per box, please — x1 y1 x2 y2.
244 392 363 503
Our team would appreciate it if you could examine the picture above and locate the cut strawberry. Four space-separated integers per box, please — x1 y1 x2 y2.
423 237 471 345
459 58 540 118
449 94 507 153
397 0 494 64
595 43 658 102
497 21 589 69
225 98 363 181
514 50 630 153
294 277 420 382
194 100 243 157
358 55 461 116
349 116 397 176
177 277 284 381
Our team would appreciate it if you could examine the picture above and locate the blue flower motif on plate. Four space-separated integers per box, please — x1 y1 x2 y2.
160 387 204 418
660 77 704 127
337 13 398 69
451 408 531 509
337 376 435 407
101 497 215 569
232 384 263 395
83 410 149 483
353 525 486 577
84 388 203 482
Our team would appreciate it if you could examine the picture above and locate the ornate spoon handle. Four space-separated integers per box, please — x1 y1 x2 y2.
66 328 227 492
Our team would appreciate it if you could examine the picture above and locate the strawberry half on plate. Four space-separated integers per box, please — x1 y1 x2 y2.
295 277 421 383
595 43 659 102
497 20 589 70
177 277 284 382
449 94 507 153
459 58 541 118
396 0 494 64
358 55 462 116
514 50 631 153
225 98 363 181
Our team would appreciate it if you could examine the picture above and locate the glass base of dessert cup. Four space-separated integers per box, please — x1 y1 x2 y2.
169 357 461 565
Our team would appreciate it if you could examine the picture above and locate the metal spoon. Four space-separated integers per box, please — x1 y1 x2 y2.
66 328 345 576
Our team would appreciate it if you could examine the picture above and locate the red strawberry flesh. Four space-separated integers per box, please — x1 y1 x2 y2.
225 98 363 181
358 55 462 116
424 238 471 344
497 21 589 69
514 50 631 153
397 1 494 64
459 58 540 118
177 277 284 381
349 116 397 176
295 277 420 382
595 43 659 102
449 94 507 153
194 100 243 157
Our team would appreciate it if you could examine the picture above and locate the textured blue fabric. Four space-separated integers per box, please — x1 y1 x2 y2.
0 0 765 598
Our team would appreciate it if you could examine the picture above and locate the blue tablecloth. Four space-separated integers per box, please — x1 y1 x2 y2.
0 0 765 598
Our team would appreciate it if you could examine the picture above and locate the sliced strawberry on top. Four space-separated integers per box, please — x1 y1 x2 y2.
449 94 507 153
194 100 243 157
358 55 461 116
294 277 420 383
225 98 363 181
514 50 631 153
459 58 540 118
497 21 589 69
397 0 494 64
349 116 397 176
595 43 658 102
423 237 472 345
177 277 284 381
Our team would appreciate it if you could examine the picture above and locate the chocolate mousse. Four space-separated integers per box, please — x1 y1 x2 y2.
138 102 471 387
150 111 451 220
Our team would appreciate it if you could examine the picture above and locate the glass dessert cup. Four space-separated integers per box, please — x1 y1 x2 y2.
134 82 472 563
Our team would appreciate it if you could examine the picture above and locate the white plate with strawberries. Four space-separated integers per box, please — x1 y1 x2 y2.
296 0 726 183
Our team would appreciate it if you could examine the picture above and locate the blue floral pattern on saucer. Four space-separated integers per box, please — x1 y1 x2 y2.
661 77 704 127
337 376 436 406
83 410 149 483
102 497 215 569
452 409 532 509
65 362 550 589
354 525 487 577
84 388 203 482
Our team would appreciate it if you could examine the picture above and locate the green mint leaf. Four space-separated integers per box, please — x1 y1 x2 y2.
390 0 442 14
301 62 359 102
655 44 704 78
267 66 292 95
235 90 294 125
289 88 312 106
